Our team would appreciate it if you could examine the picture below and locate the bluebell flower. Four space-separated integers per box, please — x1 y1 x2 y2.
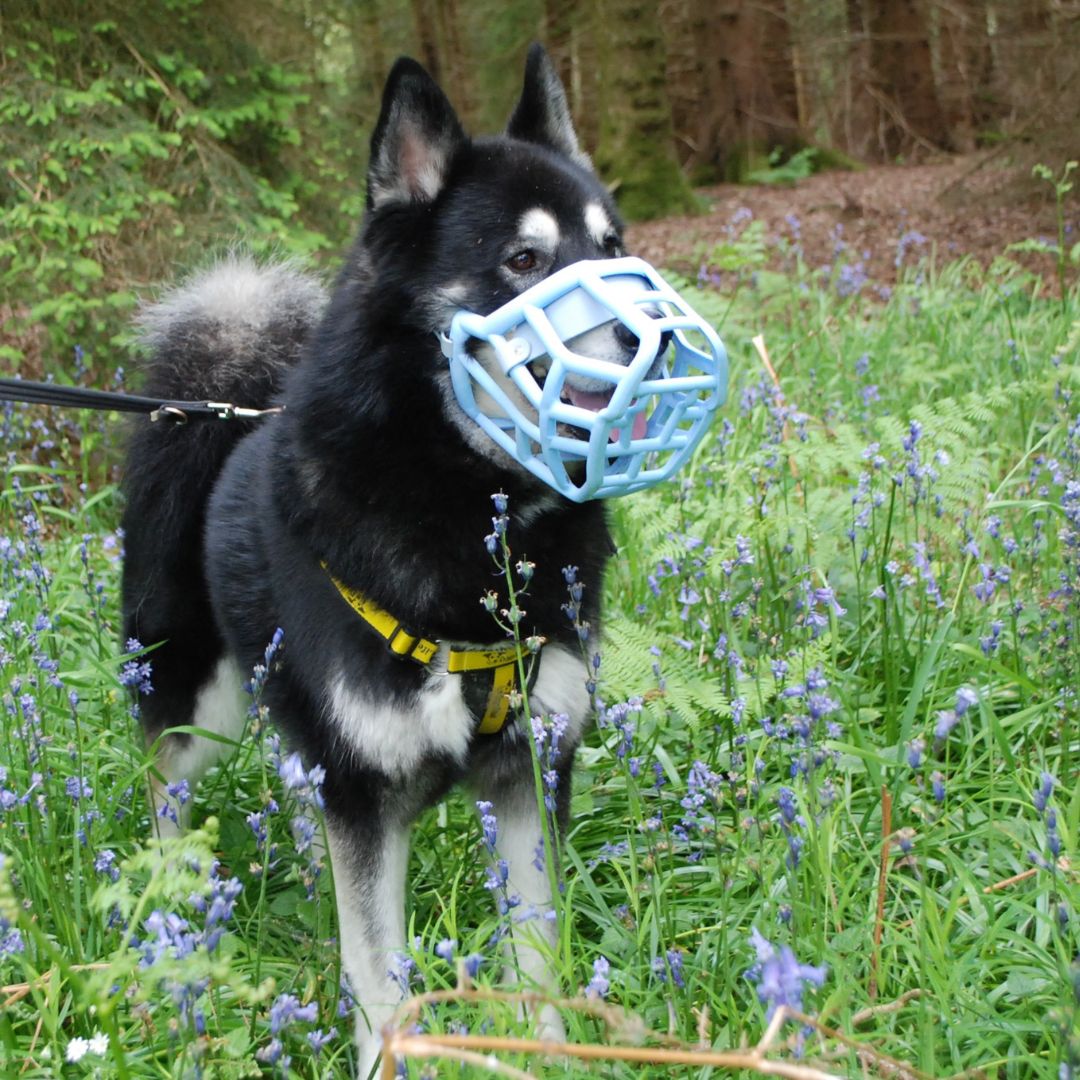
651 949 685 988
157 779 190 826
931 771 946 804
746 928 826 1020
776 787 799 825
307 1027 337 1055
934 711 958 741
0 860 24 960
954 687 978 717
980 620 1004 655
94 849 120 882
120 639 154 695
269 992 318 1035
138 909 196 967
476 800 498 851
65 776 92 801
256 1038 287 1067
907 739 924 769
1034 771 1055 813
1046 809 1062 859
386 953 416 997
586 955 611 998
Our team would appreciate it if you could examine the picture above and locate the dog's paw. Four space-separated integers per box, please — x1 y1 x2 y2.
353 1017 383 1080
531 1001 566 1047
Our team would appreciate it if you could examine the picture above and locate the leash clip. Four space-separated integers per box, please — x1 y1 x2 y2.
206 401 286 421
150 405 189 425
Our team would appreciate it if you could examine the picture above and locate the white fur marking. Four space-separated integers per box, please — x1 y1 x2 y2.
528 645 591 745
151 656 247 837
585 203 613 248
490 797 567 1043
328 821 409 1078
518 208 560 253
328 671 473 777
157 656 247 787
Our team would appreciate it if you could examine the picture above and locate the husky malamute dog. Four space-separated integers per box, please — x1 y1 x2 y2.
122 45 650 1075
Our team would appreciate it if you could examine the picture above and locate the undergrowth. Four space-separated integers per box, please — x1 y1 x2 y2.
0 216 1078 1078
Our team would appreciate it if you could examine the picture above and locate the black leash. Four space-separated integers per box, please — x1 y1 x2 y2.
0 378 283 425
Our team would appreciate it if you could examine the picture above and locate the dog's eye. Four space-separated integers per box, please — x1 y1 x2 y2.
505 249 538 273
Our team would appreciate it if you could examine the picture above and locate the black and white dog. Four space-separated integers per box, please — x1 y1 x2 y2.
122 45 649 1076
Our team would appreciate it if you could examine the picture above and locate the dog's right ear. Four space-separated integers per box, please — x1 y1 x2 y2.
367 58 466 209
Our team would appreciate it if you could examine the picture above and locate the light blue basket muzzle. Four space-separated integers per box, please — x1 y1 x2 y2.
439 256 728 502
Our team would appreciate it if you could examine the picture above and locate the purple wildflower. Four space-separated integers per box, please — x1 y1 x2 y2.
269 992 318 1035
586 955 611 998
954 687 977 717
931 771 946 804
746 928 826 1020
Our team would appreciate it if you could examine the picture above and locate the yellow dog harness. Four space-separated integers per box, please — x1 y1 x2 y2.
325 570 533 735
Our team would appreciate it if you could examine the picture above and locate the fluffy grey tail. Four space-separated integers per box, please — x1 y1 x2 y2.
133 254 326 406
121 257 326 693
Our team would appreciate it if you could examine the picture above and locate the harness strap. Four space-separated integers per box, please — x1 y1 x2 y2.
328 572 440 664
325 569 532 734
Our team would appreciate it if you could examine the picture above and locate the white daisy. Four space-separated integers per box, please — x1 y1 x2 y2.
88 1031 109 1056
66 1037 90 1062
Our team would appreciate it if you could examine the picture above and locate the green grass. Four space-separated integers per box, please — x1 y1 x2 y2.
1 230 1078 1078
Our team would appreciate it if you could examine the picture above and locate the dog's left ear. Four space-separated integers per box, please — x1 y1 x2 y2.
506 43 591 171
367 57 467 209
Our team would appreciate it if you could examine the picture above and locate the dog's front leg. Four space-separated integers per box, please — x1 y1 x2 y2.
481 784 568 1046
325 809 410 1079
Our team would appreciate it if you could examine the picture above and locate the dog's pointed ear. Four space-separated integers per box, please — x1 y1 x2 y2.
506 43 591 171
367 58 467 209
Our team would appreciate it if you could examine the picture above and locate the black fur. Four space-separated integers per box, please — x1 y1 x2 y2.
122 45 627 1074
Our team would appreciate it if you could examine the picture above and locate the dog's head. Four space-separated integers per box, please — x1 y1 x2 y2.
358 45 725 500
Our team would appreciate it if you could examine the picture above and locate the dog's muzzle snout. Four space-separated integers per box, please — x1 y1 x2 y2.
440 256 728 502
612 319 673 370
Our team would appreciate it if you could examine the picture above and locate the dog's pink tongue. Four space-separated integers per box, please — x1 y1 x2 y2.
566 387 648 442
566 387 611 413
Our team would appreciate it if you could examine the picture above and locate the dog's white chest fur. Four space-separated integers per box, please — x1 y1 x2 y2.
328 669 473 775
326 643 590 776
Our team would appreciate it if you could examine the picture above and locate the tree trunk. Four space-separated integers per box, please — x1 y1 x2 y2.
680 0 801 180
410 0 441 82
935 0 991 153
595 0 697 219
351 0 387 102
990 0 1052 120
434 0 475 125
543 0 597 151
866 0 951 159
840 0 878 159
661 0 707 172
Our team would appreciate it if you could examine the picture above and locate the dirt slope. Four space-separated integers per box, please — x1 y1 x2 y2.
627 155 1069 289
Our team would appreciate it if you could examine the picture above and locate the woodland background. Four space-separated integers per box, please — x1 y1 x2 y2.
2 0 1080 374
2 4 1080 1077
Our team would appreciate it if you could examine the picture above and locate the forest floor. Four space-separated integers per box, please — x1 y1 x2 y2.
627 153 1070 288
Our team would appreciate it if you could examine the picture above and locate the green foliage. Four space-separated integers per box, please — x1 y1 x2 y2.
0 1 347 375
1032 159 1080 311
2 143 1080 1077
745 146 820 187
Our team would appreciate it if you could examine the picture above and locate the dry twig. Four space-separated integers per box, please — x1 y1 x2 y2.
869 785 893 999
